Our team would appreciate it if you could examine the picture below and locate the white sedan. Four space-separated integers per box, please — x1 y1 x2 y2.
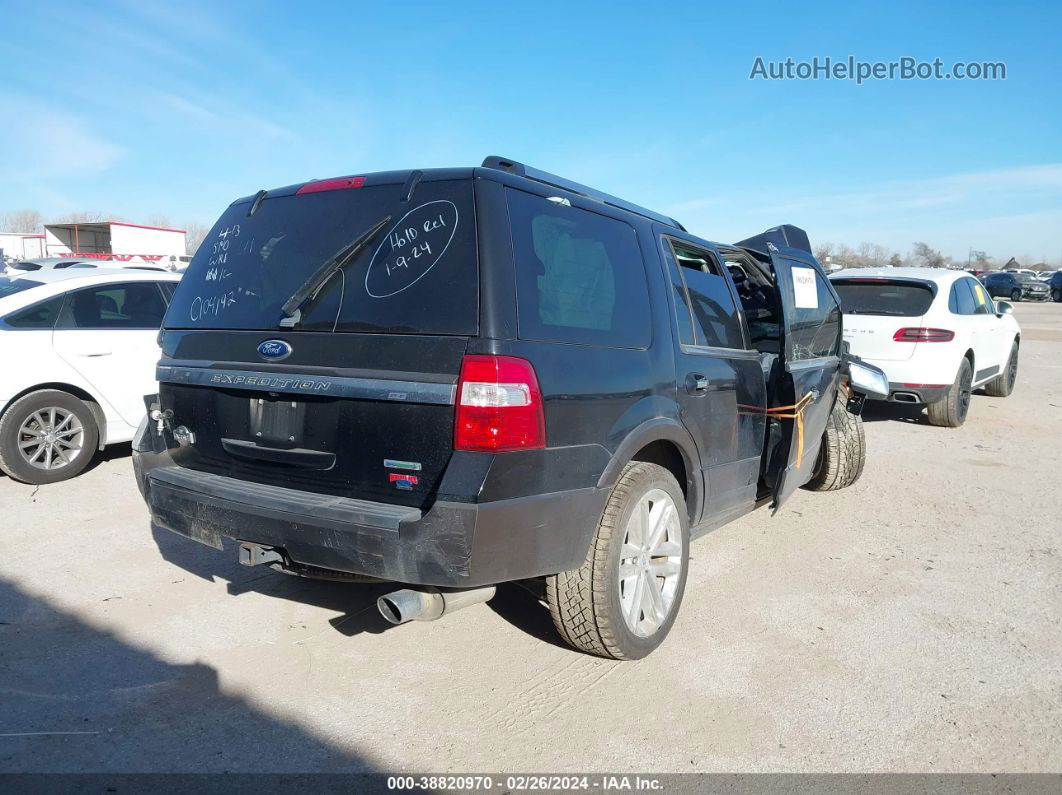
0 269 180 484
830 268 1021 427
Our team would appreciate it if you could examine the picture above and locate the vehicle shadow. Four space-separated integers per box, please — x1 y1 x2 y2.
0 574 386 778
81 441 134 475
151 526 398 638
151 526 564 647
860 401 930 425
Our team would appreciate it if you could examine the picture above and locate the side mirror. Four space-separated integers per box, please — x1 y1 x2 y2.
846 358 890 400
995 301 1013 316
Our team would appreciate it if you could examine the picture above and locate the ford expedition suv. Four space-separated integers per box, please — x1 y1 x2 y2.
133 157 887 659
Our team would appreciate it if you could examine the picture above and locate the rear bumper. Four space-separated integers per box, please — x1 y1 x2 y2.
133 446 607 588
884 382 949 404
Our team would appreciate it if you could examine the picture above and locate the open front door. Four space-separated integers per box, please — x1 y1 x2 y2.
765 244 843 509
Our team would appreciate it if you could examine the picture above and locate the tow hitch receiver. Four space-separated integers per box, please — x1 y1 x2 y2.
238 542 284 567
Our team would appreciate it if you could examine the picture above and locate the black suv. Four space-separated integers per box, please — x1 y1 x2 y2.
983 271 1050 302
1046 271 1062 302
133 157 884 659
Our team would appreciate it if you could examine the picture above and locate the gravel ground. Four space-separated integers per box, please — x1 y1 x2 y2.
1 302 1059 774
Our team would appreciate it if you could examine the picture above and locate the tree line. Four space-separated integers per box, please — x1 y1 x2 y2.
811 241 1052 271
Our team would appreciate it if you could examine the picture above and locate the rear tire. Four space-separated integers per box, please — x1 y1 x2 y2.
546 462 689 660
927 358 973 428
0 390 99 484
803 390 866 491
984 343 1018 398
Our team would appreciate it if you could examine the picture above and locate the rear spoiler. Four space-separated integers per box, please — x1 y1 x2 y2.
734 225 813 257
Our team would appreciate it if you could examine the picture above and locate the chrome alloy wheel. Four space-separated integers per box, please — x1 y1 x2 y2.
618 488 684 637
18 407 84 471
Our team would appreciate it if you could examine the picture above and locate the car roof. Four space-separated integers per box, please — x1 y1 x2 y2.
829 267 971 285
3 268 181 285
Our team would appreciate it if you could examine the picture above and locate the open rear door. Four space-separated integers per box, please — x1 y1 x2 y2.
765 243 844 509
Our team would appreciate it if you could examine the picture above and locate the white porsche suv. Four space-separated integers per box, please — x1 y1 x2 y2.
0 269 180 484
830 268 1021 427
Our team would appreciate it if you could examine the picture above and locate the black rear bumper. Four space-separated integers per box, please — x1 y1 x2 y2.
134 448 606 588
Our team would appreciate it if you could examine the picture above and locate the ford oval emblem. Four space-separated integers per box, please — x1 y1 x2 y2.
257 339 292 361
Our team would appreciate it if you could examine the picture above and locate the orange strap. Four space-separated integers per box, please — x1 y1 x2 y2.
739 391 816 469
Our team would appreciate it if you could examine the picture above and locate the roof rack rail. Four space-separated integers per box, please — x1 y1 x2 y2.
481 156 685 231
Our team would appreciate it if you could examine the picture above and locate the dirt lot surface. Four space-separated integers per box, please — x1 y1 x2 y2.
2 302 1059 774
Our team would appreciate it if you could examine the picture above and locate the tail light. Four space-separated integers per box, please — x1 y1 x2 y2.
893 327 955 343
296 176 365 195
454 355 545 452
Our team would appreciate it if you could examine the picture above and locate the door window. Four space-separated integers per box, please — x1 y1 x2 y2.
666 239 744 350
57 283 168 329
786 266 841 360
949 280 978 315
508 188 651 349
4 296 65 328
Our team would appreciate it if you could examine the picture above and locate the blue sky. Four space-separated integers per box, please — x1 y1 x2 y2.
3 0 1061 262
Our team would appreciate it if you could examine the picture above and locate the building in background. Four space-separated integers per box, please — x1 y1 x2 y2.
44 221 187 268
0 232 45 260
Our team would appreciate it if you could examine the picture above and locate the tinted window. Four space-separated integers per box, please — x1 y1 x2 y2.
949 280 977 315
158 281 176 301
660 239 694 346
668 239 744 349
967 278 994 314
833 280 935 316
5 296 64 328
165 179 477 335
0 278 44 298
58 283 167 329
11 262 41 271
509 188 650 348
788 265 841 360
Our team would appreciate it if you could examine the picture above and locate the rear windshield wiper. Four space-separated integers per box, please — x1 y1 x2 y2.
278 214 392 328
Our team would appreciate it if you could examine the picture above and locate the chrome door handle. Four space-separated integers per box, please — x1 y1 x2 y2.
80 352 113 357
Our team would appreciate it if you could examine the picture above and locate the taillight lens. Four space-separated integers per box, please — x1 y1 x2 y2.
893 327 955 343
454 355 545 452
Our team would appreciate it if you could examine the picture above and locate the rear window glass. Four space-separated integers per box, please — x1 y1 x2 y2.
508 188 651 349
832 280 935 317
165 178 477 335
0 278 43 298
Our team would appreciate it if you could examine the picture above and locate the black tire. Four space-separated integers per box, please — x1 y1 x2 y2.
1052 288 1061 303
1010 288 1022 302
984 343 1018 398
803 390 866 491
926 358 973 428
546 461 689 660
0 390 99 484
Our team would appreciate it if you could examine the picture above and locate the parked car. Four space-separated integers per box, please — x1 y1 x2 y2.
6 257 94 273
0 269 181 484
830 268 1021 427
1046 272 1062 302
983 271 1050 302
132 157 888 660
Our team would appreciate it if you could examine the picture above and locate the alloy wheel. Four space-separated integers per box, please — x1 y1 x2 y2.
957 367 973 420
17 407 84 471
618 488 684 637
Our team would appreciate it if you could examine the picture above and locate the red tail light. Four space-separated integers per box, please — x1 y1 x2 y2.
454 355 545 452
296 176 365 195
893 327 955 343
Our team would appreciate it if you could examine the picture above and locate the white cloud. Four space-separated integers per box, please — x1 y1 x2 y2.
666 164 1062 259
0 99 124 181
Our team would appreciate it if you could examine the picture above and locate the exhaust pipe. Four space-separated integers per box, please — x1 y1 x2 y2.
377 586 497 625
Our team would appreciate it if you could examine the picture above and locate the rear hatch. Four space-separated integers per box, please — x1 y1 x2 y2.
158 173 477 510
831 277 936 361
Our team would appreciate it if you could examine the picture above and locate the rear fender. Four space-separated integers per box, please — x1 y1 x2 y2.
597 417 703 523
